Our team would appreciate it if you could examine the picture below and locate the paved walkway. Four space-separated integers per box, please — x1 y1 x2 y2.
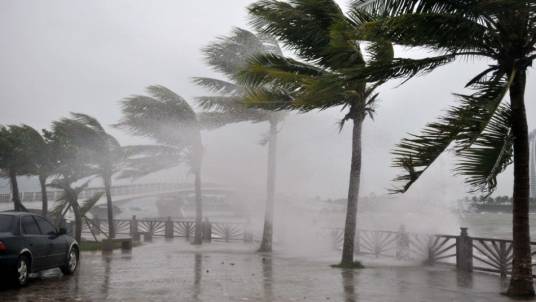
0 239 520 302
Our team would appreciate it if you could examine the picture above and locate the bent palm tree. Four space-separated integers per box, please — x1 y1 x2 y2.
52 113 123 238
117 85 205 244
45 125 102 242
352 0 536 296
244 0 393 266
194 27 285 252
0 125 42 212
24 127 57 216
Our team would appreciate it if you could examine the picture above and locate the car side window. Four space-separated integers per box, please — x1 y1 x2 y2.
21 216 41 235
34 216 57 235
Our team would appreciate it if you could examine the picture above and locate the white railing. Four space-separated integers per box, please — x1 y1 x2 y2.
0 182 183 203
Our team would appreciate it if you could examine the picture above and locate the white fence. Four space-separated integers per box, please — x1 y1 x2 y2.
0 183 181 203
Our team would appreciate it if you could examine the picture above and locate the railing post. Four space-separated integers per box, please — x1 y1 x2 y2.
130 215 139 241
456 227 473 272
165 217 174 239
203 218 212 242
185 222 191 239
499 241 508 278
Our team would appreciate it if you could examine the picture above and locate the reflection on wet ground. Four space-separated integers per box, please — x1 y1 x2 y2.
0 239 519 301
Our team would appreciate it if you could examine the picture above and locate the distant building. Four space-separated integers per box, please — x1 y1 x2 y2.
531 129 536 198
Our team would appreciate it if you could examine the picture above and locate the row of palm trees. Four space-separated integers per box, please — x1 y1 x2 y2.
2 0 533 297
0 114 121 243
228 0 535 297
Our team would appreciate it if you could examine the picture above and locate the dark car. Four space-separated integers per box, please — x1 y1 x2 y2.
0 212 79 286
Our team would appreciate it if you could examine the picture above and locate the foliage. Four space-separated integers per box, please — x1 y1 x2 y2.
350 0 536 195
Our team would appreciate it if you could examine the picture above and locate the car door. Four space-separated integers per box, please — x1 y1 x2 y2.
20 215 49 272
34 216 67 267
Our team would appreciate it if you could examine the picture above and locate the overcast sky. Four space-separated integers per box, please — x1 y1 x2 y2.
1 0 534 203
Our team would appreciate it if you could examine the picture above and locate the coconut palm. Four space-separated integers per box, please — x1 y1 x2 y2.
117 85 205 244
194 27 286 252
349 0 536 295
243 0 393 266
23 127 57 216
0 125 43 212
44 125 102 242
51 113 123 238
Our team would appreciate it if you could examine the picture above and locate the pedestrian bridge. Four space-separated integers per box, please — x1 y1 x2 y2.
0 182 233 204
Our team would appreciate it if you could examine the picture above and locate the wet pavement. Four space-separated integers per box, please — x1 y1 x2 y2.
0 239 521 302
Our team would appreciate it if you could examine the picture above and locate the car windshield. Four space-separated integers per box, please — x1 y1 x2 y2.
0 215 14 233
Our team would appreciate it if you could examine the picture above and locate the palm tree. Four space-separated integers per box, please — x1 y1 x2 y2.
51 113 123 238
243 0 393 266
0 125 42 212
194 27 286 252
44 125 102 242
24 127 56 216
350 0 536 296
530 129 535 199
117 85 205 244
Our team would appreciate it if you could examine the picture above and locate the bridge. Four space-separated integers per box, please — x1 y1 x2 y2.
0 182 232 204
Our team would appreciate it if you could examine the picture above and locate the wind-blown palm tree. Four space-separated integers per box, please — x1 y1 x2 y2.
52 113 123 238
45 125 103 242
243 0 393 266
24 127 56 216
117 85 205 244
349 0 536 296
0 125 42 212
194 27 286 252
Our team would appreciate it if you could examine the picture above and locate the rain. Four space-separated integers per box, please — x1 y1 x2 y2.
1 0 536 301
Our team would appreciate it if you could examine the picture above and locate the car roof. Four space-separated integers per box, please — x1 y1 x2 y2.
0 211 38 216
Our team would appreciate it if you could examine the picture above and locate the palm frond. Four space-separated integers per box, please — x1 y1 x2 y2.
345 54 458 84
391 70 513 193
456 105 513 193
117 85 199 146
192 77 243 96
248 0 360 69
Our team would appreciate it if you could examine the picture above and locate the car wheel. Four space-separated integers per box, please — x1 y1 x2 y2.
16 255 30 287
60 247 79 275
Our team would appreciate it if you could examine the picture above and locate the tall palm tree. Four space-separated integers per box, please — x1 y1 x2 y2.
194 27 286 252
530 129 535 199
52 113 123 238
243 0 393 266
0 125 41 212
117 85 205 244
350 0 536 296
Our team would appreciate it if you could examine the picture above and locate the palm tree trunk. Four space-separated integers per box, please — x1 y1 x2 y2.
71 195 82 243
39 175 48 217
8 169 25 212
507 68 535 297
192 167 203 245
258 120 278 253
340 117 363 266
104 172 115 239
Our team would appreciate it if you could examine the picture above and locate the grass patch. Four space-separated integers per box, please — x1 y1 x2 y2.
80 240 141 251
330 261 365 269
